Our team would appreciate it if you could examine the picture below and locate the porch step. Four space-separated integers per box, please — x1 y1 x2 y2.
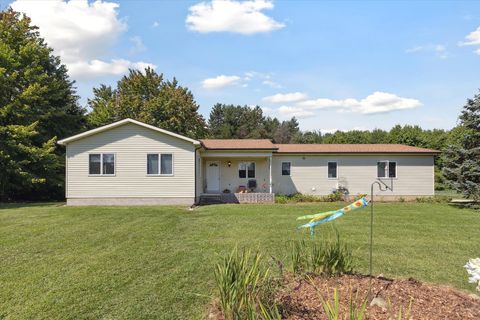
198 194 223 205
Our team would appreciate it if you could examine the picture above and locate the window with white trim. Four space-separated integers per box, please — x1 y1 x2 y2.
377 161 396 178
239 162 255 178
89 153 115 175
328 161 337 179
147 153 173 175
282 162 291 176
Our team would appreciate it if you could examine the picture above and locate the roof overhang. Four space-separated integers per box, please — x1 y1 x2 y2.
273 152 441 155
199 139 277 151
202 148 278 151
57 118 200 146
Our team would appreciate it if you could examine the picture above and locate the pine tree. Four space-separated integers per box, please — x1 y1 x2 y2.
443 91 480 201
0 9 85 200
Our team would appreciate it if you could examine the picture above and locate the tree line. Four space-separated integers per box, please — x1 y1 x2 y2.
1 9 478 201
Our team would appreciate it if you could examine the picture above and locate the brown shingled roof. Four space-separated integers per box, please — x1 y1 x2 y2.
200 139 277 150
274 144 440 154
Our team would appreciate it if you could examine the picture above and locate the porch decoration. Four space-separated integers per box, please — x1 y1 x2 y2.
296 197 369 236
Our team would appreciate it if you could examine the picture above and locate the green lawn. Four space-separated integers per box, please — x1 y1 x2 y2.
0 202 478 319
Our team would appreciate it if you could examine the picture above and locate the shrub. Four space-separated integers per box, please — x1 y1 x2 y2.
214 248 281 320
291 193 322 202
415 195 452 203
353 193 368 201
289 232 354 276
318 288 368 320
435 183 446 191
324 191 344 202
274 195 289 204
214 231 355 319
290 239 307 274
275 192 345 204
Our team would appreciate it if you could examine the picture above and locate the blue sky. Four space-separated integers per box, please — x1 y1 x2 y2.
6 0 480 132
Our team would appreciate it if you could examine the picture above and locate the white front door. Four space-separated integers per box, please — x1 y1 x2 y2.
206 161 220 192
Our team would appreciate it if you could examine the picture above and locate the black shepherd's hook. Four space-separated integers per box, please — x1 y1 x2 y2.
369 179 392 296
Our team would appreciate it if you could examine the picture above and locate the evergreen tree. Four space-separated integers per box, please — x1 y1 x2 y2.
207 104 268 139
273 118 300 143
87 69 207 138
292 130 323 143
207 104 300 142
263 116 280 140
443 91 480 200
0 9 85 200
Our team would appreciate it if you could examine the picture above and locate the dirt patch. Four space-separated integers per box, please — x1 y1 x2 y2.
277 274 480 319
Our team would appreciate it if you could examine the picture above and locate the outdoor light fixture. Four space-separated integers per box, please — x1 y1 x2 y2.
227 160 231 167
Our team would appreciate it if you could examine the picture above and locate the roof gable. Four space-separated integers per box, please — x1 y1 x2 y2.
57 119 200 145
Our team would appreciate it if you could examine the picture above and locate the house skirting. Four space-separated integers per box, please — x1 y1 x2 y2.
66 197 195 206
222 193 275 204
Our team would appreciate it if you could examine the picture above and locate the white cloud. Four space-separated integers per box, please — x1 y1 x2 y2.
129 36 146 54
278 106 314 119
320 128 339 134
11 0 155 79
152 21 160 27
261 106 274 114
201 71 281 91
434 44 448 59
319 127 368 134
244 71 259 81
460 26 480 46
67 59 157 81
297 91 422 114
262 92 307 103
297 98 348 109
186 0 285 34
262 79 282 88
406 44 448 59
202 75 241 89
459 26 480 55
405 46 423 53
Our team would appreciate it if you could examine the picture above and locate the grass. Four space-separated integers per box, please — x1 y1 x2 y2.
0 202 478 319
435 189 467 198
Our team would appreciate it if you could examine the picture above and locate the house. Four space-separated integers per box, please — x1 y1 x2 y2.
57 118 440 206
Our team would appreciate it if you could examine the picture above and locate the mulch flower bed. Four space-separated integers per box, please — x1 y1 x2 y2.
276 274 480 319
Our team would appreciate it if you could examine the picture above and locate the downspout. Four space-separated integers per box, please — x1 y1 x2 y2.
194 145 202 205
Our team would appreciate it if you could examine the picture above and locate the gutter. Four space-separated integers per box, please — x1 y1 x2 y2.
273 152 441 155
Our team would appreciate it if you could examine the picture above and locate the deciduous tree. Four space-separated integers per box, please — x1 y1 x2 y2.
88 69 207 138
0 9 85 200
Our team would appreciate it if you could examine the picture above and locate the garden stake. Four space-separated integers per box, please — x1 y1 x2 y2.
369 180 392 297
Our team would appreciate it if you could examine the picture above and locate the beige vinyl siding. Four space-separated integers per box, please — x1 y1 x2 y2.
272 154 434 196
66 123 195 198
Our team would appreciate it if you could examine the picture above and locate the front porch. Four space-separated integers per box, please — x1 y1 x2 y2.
198 152 274 204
